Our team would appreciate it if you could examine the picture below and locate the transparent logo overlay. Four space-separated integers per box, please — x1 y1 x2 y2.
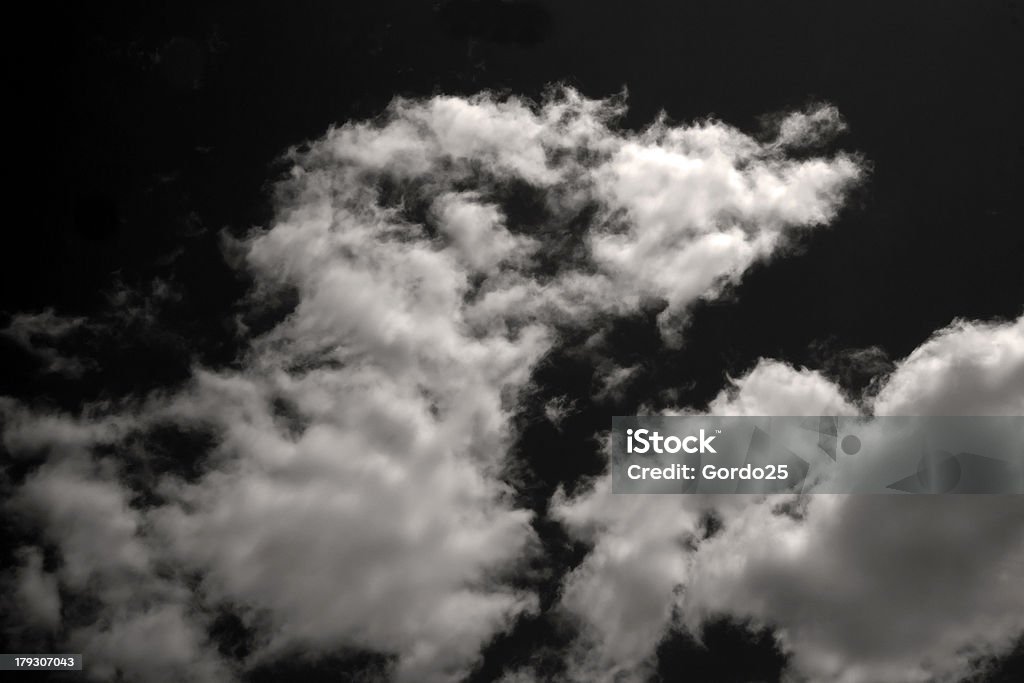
611 416 1024 494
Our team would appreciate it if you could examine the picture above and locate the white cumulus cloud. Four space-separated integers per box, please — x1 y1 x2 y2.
554 313 1024 683
1 88 863 682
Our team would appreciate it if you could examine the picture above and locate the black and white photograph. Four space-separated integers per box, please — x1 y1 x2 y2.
2 2 1023 681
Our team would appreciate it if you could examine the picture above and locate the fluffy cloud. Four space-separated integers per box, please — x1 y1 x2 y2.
706 360 858 416
874 316 1024 416
9 548 61 632
1 89 862 681
684 494 1024 683
149 368 540 682
590 120 858 328
772 104 847 149
6 444 230 682
552 477 703 682
554 313 1024 682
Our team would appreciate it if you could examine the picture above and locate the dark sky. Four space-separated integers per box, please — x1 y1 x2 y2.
6 0 1022 404
3 2 1023 681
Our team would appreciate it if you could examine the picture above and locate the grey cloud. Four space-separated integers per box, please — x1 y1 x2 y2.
874 315 1024 416
1 89 863 682
7 450 229 682
705 360 859 416
555 313 1024 682
772 105 848 150
11 548 61 632
685 495 1024 683
1 309 91 376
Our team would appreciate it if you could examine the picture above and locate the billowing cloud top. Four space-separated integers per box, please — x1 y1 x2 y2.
555 315 1024 682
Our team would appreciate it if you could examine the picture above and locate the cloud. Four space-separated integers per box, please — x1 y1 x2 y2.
772 104 848 150
1 88 862 681
1 309 91 376
149 369 541 682
6 448 229 682
684 494 1024 683
706 360 859 416
9 548 61 632
551 477 705 682
586 112 860 342
554 313 1024 682
874 316 1024 416
431 191 537 275
0 280 186 383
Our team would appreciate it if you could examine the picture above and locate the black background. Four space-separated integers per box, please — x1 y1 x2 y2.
5 1 1022 403
3 2 1022 680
